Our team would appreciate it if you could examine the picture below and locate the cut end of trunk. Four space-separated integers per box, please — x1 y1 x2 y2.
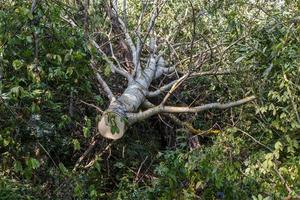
98 111 126 140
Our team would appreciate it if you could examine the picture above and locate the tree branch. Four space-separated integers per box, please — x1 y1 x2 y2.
90 60 115 101
128 96 256 123
110 1 138 71
95 72 115 100
30 0 38 14
190 70 231 77
91 40 132 80
142 100 219 136
154 66 175 79
160 73 189 105
147 70 231 97
147 80 177 97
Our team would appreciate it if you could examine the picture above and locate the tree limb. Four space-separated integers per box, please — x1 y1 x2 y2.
90 60 115 101
147 70 231 97
160 73 189 105
147 80 178 97
95 72 115 100
128 96 256 123
110 1 138 71
142 100 219 136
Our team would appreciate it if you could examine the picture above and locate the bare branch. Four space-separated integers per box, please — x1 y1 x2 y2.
91 40 132 80
80 100 103 113
147 80 177 97
73 137 98 172
110 1 138 69
128 96 256 123
122 0 127 25
141 0 166 51
148 70 231 97
154 65 175 79
84 142 114 169
136 0 149 51
160 73 189 105
135 0 167 77
95 72 115 100
112 0 118 14
90 60 115 101
190 70 231 77
142 100 214 136
60 15 77 27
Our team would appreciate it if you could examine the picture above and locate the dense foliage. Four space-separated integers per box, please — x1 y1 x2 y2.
0 0 299 199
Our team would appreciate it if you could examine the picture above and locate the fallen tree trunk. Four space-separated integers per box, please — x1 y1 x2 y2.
87 1 256 140
96 50 255 139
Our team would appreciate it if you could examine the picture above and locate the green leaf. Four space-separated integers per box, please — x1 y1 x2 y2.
31 103 40 113
83 127 90 138
12 60 23 70
74 184 83 198
27 12 33 20
94 95 103 105
94 160 101 172
66 67 74 76
10 86 23 97
32 89 43 96
111 125 119 134
274 141 283 151
104 65 111 77
3 139 10 147
73 51 85 60
54 55 62 64
26 158 40 170
14 161 23 173
195 181 203 189
235 56 245 63
114 162 124 168
72 139 80 151
89 188 97 199
58 163 69 175
26 36 33 43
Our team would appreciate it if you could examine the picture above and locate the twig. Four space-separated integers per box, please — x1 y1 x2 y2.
80 100 103 113
235 127 272 152
73 136 99 172
134 156 148 182
84 142 114 168
38 142 58 168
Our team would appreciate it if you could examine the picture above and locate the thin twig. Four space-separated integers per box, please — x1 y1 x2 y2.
235 127 272 152
73 136 99 172
80 100 103 113
134 156 148 182
84 142 114 168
